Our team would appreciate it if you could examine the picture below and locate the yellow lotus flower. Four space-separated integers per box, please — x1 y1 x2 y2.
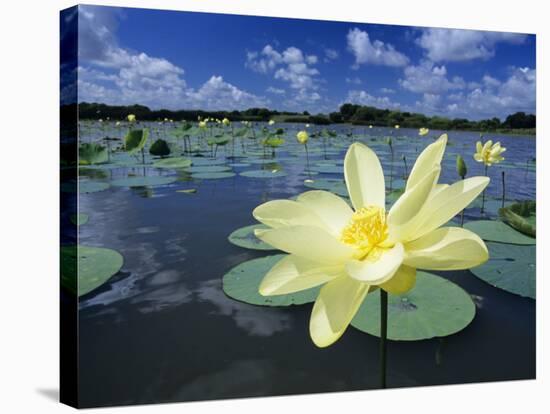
269 120 275 125
369 125 373 129
474 140 506 166
115 121 121 127
199 120 207 129
127 114 136 122
394 124 400 129
419 127 429 136
253 134 489 347
222 118 231 126
296 131 309 144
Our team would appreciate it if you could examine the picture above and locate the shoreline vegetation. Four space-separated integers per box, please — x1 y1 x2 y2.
66 102 536 136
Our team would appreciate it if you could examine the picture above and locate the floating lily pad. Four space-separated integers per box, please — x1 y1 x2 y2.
111 176 177 187
189 158 227 166
228 224 275 250
499 201 536 237
351 271 476 341
191 172 236 179
70 213 89 226
228 163 251 168
61 245 124 297
309 165 343 174
153 157 192 169
74 181 110 194
240 170 288 178
471 242 535 299
176 189 197 194
303 178 348 197
222 254 320 306
464 220 535 245
185 165 231 173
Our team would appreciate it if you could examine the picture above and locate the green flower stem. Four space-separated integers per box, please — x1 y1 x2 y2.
501 170 506 208
460 173 466 227
380 289 388 389
304 143 312 180
481 164 488 214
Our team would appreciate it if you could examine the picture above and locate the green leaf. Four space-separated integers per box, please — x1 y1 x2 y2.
191 172 236 179
61 245 123 297
185 165 231 173
124 129 149 153
351 272 476 341
222 254 320 306
471 242 535 299
240 170 288 178
70 213 89 226
149 138 171 157
228 224 275 250
111 176 177 187
499 201 536 237
303 178 348 197
153 157 192 169
79 143 108 165
464 220 535 245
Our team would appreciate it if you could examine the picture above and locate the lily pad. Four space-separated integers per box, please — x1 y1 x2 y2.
309 165 344 174
222 254 320 306
79 143 108 165
185 165 231 173
76 181 110 194
153 157 192 169
464 220 535 245
240 170 288 179
124 129 149 153
111 176 177 187
70 213 89 226
188 158 227 166
191 172 236 179
351 271 476 341
471 242 535 299
303 178 348 197
499 201 536 237
61 245 124 297
228 224 275 250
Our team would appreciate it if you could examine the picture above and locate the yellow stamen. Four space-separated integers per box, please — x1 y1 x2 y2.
341 206 388 258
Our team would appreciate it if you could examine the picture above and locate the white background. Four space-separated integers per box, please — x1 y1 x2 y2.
0 0 546 412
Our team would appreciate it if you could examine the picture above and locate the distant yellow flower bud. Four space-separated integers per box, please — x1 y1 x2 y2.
296 130 309 144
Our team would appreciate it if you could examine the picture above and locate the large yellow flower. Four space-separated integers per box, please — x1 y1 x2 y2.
474 140 506 166
253 134 489 347
419 127 429 136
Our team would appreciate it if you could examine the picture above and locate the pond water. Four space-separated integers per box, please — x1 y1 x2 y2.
62 123 536 407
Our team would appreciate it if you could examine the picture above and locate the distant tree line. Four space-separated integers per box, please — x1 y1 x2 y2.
70 102 535 132
330 103 535 131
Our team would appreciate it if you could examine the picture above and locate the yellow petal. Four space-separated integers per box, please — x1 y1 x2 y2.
296 190 353 236
344 142 385 210
476 141 482 153
380 265 416 294
404 227 489 270
255 225 355 265
309 276 369 347
406 134 447 191
259 254 342 295
405 176 490 241
253 199 329 230
473 153 483 162
388 167 440 232
346 243 404 283
482 140 493 154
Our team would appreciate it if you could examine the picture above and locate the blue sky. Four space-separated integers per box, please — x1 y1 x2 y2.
70 4 536 120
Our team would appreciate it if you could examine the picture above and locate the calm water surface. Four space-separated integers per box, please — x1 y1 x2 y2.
63 125 536 407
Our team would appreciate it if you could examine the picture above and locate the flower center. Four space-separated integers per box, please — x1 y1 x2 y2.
341 206 388 258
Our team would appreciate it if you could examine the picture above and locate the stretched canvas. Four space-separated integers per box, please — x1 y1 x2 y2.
60 4 536 408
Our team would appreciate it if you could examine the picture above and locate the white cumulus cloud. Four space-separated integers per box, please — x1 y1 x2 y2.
417 28 527 62
346 28 409 68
